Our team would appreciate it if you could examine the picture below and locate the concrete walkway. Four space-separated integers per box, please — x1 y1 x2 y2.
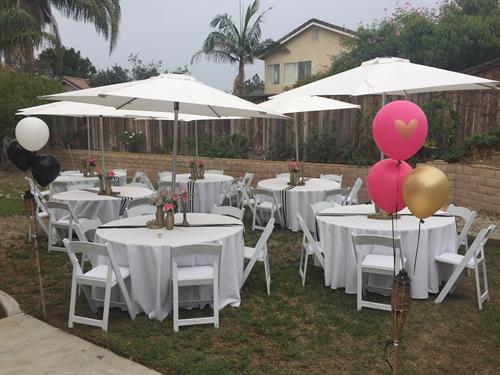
0 314 160 375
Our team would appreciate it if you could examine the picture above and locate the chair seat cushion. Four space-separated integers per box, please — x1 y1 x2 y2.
177 265 214 282
361 254 396 271
435 252 474 268
82 264 130 284
244 246 264 261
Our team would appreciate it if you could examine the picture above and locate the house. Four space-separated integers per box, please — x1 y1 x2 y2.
258 18 354 94
61 75 90 91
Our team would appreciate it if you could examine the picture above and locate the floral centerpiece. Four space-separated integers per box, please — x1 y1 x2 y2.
189 159 206 179
95 168 115 195
162 194 177 230
80 156 97 177
288 161 301 186
178 190 190 226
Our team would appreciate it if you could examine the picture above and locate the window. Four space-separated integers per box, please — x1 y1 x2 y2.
284 63 297 85
298 61 312 81
283 61 312 85
312 27 320 41
266 64 280 85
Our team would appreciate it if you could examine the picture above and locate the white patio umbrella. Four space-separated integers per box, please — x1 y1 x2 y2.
17 101 230 169
41 74 287 189
257 96 360 162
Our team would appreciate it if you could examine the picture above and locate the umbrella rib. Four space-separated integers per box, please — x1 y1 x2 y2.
116 97 138 110
208 105 221 118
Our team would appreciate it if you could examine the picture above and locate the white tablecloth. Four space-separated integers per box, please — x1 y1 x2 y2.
94 213 245 321
51 186 153 224
49 171 127 196
160 173 234 213
257 177 341 232
316 204 457 299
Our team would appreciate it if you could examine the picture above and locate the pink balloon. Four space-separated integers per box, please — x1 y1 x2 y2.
373 100 428 160
367 159 413 213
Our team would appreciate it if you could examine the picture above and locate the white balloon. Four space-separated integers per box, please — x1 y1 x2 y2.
15 117 50 151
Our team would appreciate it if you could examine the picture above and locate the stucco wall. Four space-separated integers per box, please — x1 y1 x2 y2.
263 26 347 94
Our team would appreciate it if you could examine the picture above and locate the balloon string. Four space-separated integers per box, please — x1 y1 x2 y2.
413 219 423 275
392 160 401 275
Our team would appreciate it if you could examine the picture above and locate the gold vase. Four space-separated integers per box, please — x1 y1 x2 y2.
98 176 105 193
156 206 165 225
197 166 205 179
182 205 189 226
165 211 174 230
190 166 196 179
105 177 113 195
289 171 297 185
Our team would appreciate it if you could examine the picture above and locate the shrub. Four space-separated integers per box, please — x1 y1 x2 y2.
196 134 250 159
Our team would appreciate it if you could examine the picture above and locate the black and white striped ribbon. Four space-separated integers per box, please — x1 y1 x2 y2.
280 185 294 227
187 181 196 213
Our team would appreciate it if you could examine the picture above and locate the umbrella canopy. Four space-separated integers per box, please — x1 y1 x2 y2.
271 57 499 99
40 74 286 189
257 96 360 162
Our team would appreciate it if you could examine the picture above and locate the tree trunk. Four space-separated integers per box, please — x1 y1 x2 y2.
233 61 245 96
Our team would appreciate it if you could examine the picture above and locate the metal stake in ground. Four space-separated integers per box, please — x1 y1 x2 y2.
24 191 47 320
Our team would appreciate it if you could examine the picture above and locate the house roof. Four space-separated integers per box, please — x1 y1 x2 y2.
462 58 500 78
61 75 90 90
258 18 355 59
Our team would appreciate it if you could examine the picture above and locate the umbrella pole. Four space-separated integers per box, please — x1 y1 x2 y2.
195 120 198 158
99 115 105 170
294 113 299 162
172 102 179 193
380 93 386 160
87 116 91 157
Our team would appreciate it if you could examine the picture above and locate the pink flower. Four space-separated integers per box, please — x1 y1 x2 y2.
288 161 300 172
86 157 96 166
163 203 174 212
107 171 115 178
196 160 205 167
171 194 179 201
95 167 102 176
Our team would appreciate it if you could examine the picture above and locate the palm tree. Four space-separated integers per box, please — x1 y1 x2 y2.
0 0 120 71
192 0 274 95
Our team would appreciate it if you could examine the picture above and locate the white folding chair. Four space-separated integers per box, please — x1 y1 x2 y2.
241 218 275 295
131 171 155 191
435 225 496 310
61 170 80 175
309 201 338 240
320 173 343 186
242 172 255 190
297 213 324 286
111 169 127 186
351 234 405 311
158 181 173 192
343 177 362 205
276 173 289 179
46 201 102 252
171 242 222 332
206 169 224 175
63 239 136 332
251 188 284 231
324 188 350 204
25 176 49 236
447 204 477 252
124 197 156 217
158 171 172 190
219 179 240 206
211 204 245 221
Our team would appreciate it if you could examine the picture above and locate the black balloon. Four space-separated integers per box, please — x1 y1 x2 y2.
7 139 33 171
30 154 60 187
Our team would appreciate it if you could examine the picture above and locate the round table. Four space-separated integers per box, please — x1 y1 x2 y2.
94 213 245 321
160 173 234 213
51 186 154 224
50 170 127 196
316 204 457 299
257 177 341 232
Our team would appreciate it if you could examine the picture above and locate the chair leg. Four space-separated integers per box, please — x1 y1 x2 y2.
102 283 112 332
302 246 309 287
482 260 489 302
264 251 271 295
213 278 219 328
173 278 179 332
299 244 306 286
68 276 78 328
357 267 362 311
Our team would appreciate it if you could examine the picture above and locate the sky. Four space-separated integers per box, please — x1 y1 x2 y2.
54 0 442 91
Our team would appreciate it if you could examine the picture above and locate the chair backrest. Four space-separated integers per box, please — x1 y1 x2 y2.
309 201 337 216
345 177 362 205
125 197 156 217
211 204 245 221
67 183 95 191
297 213 324 267
237 180 253 208
61 170 80 175
113 169 127 175
467 224 496 262
170 243 222 267
447 204 477 249
206 169 224 175
158 171 172 181
324 188 349 203
320 173 343 185
255 218 275 252
46 201 79 224
351 233 404 270
242 172 255 188
158 181 173 192
276 173 289 179
63 239 121 281
252 187 275 202
131 171 154 190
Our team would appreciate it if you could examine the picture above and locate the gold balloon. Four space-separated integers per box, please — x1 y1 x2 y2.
403 166 449 220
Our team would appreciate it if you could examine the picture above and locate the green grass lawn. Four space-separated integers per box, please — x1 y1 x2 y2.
1 171 499 374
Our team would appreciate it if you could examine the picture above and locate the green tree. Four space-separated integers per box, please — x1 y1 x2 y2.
192 0 274 95
128 53 164 80
244 73 264 95
36 46 96 78
89 64 129 87
0 0 120 71
0 66 62 140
